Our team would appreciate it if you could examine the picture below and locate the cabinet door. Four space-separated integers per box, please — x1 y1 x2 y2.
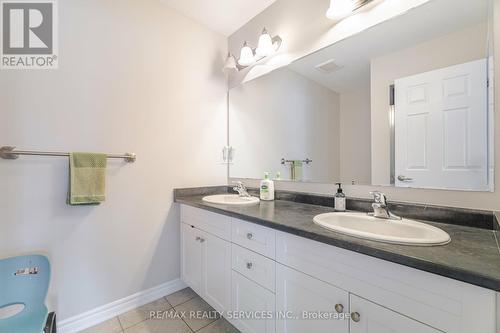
232 271 275 333
181 223 203 295
276 264 349 333
203 231 231 313
349 295 441 333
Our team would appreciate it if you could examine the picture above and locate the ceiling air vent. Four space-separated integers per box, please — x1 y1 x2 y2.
314 59 343 74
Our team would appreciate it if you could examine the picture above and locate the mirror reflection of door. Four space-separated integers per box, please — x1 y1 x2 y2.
394 59 488 190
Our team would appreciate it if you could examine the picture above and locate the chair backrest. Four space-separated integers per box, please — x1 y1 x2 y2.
0 255 50 307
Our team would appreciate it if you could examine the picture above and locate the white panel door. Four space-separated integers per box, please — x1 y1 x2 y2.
395 59 488 190
349 294 441 333
181 223 203 295
231 271 276 333
276 264 349 333
203 231 231 313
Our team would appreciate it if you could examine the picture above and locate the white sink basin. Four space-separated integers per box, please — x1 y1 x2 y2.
202 194 260 206
313 212 450 246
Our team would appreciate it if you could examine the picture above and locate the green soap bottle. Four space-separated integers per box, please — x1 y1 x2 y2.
260 172 275 201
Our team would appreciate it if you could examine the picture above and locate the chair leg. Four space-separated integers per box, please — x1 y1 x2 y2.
44 312 56 333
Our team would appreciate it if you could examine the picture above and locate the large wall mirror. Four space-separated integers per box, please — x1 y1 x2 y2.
229 0 494 191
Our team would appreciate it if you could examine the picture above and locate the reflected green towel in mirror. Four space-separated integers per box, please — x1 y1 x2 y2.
68 152 107 205
292 160 303 181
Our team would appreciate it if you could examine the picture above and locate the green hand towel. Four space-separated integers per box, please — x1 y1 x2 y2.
68 152 107 205
292 160 303 181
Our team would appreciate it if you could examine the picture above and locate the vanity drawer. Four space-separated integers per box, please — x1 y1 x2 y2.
181 205 231 241
232 218 276 259
232 243 276 292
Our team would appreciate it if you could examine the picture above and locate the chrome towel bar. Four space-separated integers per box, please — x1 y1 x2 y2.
281 158 312 165
0 146 136 163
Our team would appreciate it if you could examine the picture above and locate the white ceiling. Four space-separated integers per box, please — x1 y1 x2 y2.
288 0 489 94
159 0 278 36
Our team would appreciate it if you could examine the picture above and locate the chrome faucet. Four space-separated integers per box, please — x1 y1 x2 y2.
368 191 401 220
233 181 250 197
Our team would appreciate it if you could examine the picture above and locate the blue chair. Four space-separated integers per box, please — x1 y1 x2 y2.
0 255 55 333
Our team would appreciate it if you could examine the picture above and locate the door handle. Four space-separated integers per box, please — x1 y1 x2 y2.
397 175 414 182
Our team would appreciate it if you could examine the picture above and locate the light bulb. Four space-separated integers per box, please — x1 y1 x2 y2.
238 42 255 67
256 28 274 57
326 0 355 20
223 53 238 73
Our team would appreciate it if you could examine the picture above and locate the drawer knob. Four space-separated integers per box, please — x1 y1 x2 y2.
246 262 253 269
195 236 201 241
246 233 254 240
334 304 344 313
351 312 360 322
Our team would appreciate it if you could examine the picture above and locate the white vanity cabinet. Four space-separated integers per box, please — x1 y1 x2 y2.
202 231 232 312
276 263 349 333
230 221 277 333
179 205 498 333
181 207 232 313
180 223 204 295
231 270 276 333
275 263 441 333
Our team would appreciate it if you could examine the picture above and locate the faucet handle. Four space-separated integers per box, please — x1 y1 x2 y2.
232 181 249 197
369 191 387 205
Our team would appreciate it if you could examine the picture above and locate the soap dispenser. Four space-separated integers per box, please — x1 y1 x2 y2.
334 183 346 212
260 172 275 201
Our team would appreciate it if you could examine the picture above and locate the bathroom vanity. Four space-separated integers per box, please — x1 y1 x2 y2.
175 188 500 333
180 1 500 332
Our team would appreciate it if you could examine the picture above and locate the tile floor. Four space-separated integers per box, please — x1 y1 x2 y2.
79 288 240 333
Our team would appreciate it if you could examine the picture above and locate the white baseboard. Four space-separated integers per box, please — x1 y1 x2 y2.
58 278 187 333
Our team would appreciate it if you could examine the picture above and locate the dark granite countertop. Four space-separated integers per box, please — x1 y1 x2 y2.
175 190 500 292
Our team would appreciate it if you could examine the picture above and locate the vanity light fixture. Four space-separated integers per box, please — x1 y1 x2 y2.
224 28 282 72
255 28 274 57
326 0 373 20
238 41 255 67
223 53 238 74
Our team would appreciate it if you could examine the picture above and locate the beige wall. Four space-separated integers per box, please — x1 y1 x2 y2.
230 66 372 184
0 0 227 321
370 23 487 185
340 84 372 185
228 0 500 210
230 68 340 182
